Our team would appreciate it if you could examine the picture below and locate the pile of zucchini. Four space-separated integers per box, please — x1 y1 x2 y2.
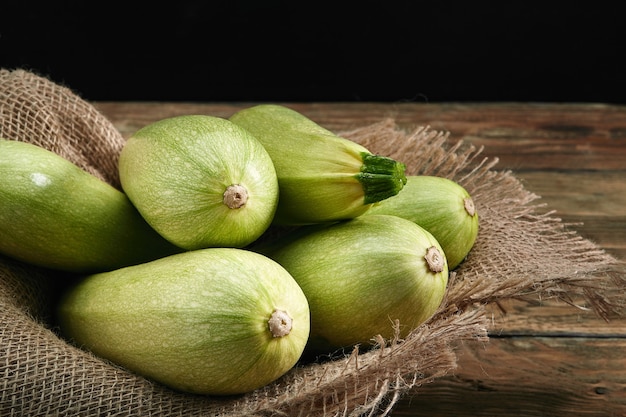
0 104 478 396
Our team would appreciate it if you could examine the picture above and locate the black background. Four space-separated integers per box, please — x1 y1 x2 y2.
2 2 624 103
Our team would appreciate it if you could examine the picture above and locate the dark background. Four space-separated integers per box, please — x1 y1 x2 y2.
2 2 624 104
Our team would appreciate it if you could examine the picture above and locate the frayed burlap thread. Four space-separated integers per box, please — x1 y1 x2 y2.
1 69 624 417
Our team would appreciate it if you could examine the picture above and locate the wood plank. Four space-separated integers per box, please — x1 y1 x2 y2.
392 336 626 416
484 298 626 336
520 171 626 218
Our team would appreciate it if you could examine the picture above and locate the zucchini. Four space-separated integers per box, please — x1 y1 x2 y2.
0 139 180 273
229 104 407 225
259 214 448 353
366 175 479 269
118 115 279 250
56 248 310 396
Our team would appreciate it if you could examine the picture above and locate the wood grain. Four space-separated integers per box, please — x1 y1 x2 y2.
95 102 626 416
394 337 626 416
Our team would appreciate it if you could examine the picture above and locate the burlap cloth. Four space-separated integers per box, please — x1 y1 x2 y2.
1 69 624 417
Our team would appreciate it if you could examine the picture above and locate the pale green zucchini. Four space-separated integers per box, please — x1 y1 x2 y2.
0 139 181 273
259 214 449 354
118 115 279 250
57 248 310 396
229 104 407 225
366 175 479 269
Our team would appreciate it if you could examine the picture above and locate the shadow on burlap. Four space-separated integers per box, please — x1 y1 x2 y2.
1 69 624 417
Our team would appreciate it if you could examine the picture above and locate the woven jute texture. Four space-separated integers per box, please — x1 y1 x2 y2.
1 69 624 417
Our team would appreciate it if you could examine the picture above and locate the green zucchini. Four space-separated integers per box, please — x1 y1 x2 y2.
0 139 181 273
57 248 310 396
259 214 448 353
229 104 407 225
118 115 279 250
366 175 479 269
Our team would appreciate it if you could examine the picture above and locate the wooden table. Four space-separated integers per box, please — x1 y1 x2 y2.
96 102 626 417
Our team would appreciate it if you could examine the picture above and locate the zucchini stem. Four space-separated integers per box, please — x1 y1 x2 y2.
357 153 407 204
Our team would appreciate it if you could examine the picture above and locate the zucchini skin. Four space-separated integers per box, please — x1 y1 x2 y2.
229 104 407 225
366 175 479 269
0 139 181 273
259 214 449 353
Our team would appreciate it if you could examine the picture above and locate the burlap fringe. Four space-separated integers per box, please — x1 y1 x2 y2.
1 69 624 417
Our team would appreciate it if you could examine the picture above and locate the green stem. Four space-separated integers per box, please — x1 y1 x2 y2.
357 152 407 204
